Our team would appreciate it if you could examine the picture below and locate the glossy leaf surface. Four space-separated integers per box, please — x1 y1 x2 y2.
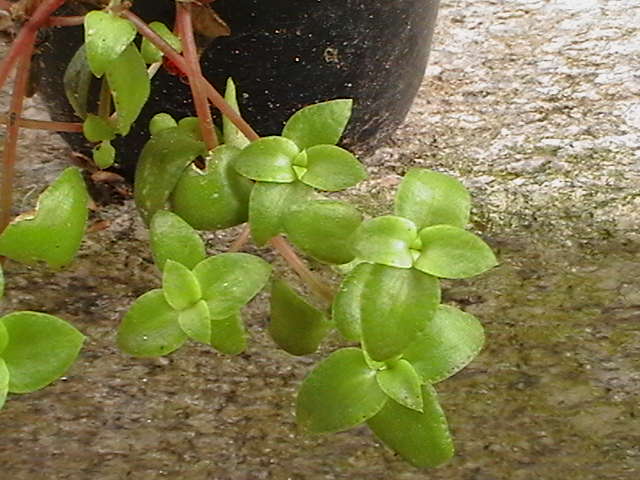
368 384 454 468
141 21 182 64
298 145 366 191
284 199 362 264
193 253 271 318
223 78 250 149
170 145 252 230
106 45 150 135
296 348 387 434
282 99 352 149
149 210 206 271
233 136 299 183
352 216 418 268
0 312 84 393
269 279 331 355
395 168 471 230
376 359 423 412
178 299 211 344
84 11 136 77
162 260 202 311
249 181 313 245
403 305 485 383
93 140 115 169
134 127 205 224
63 45 91 118
117 289 186 357
149 113 177 136
360 265 440 361
415 225 498 279
331 262 373 341
0 168 88 269
210 311 246 354
0 358 8 410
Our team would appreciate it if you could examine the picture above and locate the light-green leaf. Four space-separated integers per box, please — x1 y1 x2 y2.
84 11 137 77
233 136 299 183
296 348 387 434
367 383 454 468
193 253 271 318
284 199 362 264
170 145 252 231
93 140 115 169
248 181 314 245
0 321 7 354
106 44 150 135
359 264 440 361
395 168 471 230
376 359 423 412
178 299 211 344
403 305 485 383
149 210 206 271
117 289 186 357
63 45 92 118
134 126 205 224
83 114 115 142
210 311 247 355
140 21 182 64
298 145 366 191
415 225 498 279
0 358 8 410
0 167 88 269
282 99 352 150
0 312 84 393
331 262 373 341
269 279 331 355
223 78 250 149
162 260 202 311
149 113 177 136
352 216 418 268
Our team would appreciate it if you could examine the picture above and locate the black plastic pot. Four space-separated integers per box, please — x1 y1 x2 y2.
39 0 440 179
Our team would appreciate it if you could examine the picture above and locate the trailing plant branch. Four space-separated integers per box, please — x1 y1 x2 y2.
45 15 85 27
0 114 83 132
175 2 217 151
97 77 112 119
227 224 251 253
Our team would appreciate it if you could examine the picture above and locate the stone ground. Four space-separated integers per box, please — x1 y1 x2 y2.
1 0 639 479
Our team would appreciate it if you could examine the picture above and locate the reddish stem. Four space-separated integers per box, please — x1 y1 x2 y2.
0 0 66 92
45 15 85 27
175 2 217 151
1 49 33 232
0 0 11 11
0 114 83 132
227 224 251 252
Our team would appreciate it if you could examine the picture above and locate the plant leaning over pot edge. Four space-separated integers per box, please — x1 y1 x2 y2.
0 0 498 469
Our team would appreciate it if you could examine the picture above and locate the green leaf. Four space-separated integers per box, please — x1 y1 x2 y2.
249 181 313 245
233 136 299 183
395 168 471 230
0 321 7 354
84 10 137 77
0 167 88 269
352 216 418 268
376 359 423 412
0 312 84 393
117 289 187 357
93 140 115 169
210 311 247 355
83 114 115 142
298 145 366 191
178 299 211 344
367 383 454 468
282 99 352 149
415 225 498 279
296 348 387 434
359 264 440 361
331 262 373 341
0 262 4 299
63 45 92 119
149 113 177 136
170 145 252 231
193 253 271 318
162 260 202 311
223 78 250 149
149 210 206 271
0 358 8 410
141 21 182 64
269 278 331 355
134 126 205 224
106 44 150 135
403 305 485 383
284 199 362 264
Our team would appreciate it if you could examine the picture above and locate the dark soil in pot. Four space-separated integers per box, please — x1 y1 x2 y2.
38 0 440 179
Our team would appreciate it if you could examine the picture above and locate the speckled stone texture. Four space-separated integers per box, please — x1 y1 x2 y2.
0 1 639 479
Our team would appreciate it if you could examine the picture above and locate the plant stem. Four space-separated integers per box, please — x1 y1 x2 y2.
122 9 260 142
0 0 66 92
175 2 217 151
227 224 251 252
45 15 85 27
270 236 334 304
0 114 83 132
1 50 33 233
98 77 112 119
